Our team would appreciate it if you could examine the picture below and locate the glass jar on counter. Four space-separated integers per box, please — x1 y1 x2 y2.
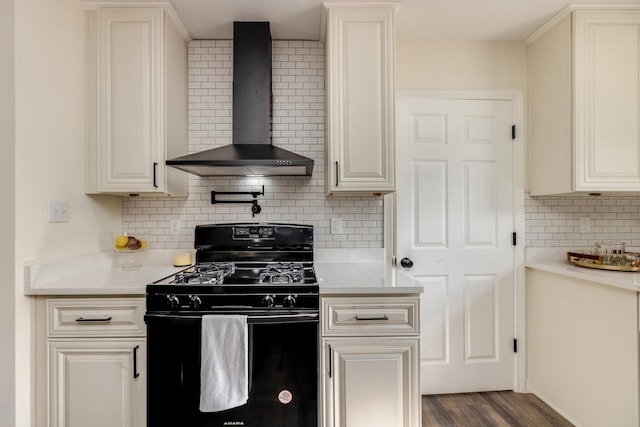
591 241 627 266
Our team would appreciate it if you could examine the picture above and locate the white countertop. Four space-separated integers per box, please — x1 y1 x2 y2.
313 248 422 293
24 250 191 295
24 249 423 296
27 245 640 296
525 247 640 292
315 263 421 294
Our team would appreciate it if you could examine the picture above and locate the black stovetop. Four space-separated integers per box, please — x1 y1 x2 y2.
146 223 318 312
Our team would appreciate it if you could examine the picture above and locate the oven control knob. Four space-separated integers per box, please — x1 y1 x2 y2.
262 295 275 308
166 294 180 309
188 295 202 309
283 295 297 308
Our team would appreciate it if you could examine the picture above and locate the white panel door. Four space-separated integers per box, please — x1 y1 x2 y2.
395 96 515 394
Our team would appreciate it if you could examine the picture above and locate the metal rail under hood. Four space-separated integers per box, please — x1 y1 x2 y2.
166 21 314 177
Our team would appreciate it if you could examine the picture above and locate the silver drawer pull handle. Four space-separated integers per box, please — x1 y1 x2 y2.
355 315 389 321
75 317 112 323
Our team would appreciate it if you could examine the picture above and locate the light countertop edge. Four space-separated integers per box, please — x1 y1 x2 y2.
319 287 422 295
24 249 423 296
24 249 192 296
315 262 423 294
525 247 640 293
24 264 187 296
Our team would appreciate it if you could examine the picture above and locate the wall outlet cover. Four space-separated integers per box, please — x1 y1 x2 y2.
170 219 182 236
331 217 342 234
579 217 590 234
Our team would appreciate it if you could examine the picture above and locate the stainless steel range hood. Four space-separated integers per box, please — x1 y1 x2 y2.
166 22 314 177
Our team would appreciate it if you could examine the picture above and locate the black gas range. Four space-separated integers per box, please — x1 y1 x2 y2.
147 223 319 313
145 223 319 427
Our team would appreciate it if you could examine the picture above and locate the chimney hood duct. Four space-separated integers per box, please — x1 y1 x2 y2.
166 22 314 177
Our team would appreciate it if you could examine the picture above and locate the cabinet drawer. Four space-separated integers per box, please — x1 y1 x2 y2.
47 298 145 337
322 296 419 337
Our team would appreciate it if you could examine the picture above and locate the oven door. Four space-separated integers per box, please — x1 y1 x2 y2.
145 312 318 427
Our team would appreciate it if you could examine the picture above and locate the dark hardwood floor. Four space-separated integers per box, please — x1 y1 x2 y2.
422 391 574 427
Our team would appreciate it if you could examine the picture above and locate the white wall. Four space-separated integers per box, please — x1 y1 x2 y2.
14 0 122 424
395 40 527 90
0 0 16 425
15 0 121 261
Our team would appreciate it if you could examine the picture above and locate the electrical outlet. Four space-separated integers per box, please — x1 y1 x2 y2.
330 217 342 234
170 219 182 236
48 200 69 223
579 217 591 233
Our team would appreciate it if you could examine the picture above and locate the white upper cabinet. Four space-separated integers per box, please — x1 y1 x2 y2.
85 6 189 196
527 7 640 195
322 3 397 196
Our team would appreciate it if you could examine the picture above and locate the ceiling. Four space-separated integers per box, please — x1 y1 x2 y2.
95 0 639 41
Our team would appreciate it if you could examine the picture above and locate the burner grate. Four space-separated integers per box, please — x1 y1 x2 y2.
174 262 236 285
259 262 305 284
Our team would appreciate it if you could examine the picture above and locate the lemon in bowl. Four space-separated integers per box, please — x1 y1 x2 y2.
113 233 148 252
114 234 129 249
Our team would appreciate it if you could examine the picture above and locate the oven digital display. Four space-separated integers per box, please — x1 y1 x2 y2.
233 226 275 239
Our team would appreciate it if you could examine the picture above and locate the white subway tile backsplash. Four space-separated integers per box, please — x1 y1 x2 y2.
128 40 640 251
525 193 640 248
122 40 383 249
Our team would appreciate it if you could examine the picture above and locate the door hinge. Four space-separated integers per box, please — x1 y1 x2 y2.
513 338 518 353
512 232 517 246
391 256 397 268
511 125 516 140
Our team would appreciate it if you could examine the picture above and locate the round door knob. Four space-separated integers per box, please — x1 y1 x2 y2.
400 258 414 269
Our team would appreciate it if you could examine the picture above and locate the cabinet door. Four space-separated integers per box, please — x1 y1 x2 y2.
97 8 163 193
574 10 640 191
325 6 396 195
323 338 419 427
48 339 146 427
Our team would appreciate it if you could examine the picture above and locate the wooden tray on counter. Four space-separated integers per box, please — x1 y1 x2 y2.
566 251 640 272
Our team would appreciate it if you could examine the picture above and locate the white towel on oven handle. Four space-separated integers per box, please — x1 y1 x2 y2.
199 314 249 412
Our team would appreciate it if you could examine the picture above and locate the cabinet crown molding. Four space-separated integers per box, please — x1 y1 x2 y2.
82 1 191 41
320 2 399 41
525 3 640 44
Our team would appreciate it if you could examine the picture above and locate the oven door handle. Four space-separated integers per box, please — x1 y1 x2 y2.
144 312 319 324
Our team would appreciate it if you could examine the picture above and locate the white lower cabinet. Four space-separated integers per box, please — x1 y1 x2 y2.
36 297 146 427
526 269 638 426
48 339 146 427
321 295 420 427
323 338 418 427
